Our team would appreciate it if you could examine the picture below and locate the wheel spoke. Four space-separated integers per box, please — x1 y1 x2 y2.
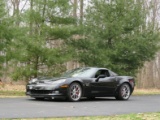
121 85 130 99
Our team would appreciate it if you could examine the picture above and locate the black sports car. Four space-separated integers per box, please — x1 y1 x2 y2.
26 67 135 102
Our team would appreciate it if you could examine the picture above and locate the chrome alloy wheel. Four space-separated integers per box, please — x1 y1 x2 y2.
68 83 82 101
120 84 130 100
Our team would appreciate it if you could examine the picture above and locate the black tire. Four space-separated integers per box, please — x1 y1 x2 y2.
115 83 131 100
67 82 82 102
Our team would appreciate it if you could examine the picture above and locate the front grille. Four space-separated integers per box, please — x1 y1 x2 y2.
30 90 52 95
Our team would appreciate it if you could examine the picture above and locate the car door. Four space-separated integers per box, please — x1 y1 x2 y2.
90 69 117 96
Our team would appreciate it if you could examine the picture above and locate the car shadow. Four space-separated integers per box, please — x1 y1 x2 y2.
27 97 124 103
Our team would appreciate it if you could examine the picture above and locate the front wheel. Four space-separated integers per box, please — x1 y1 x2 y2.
115 83 131 100
67 82 82 102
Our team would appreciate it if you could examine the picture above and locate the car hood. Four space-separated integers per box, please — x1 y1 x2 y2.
37 77 67 83
28 77 68 85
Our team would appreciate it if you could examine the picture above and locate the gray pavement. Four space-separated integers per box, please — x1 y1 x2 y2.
0 95 160 118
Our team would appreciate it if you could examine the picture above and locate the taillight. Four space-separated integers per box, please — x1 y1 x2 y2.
129 79 134 87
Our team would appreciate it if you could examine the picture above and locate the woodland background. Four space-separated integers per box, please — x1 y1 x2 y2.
0 0 160 89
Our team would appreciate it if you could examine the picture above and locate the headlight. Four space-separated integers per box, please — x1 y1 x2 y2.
29 78 38 84
52 79 66 84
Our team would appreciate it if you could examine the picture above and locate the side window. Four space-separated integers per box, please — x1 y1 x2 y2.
95 71 101 78
109 71 117 76
95 70 110 78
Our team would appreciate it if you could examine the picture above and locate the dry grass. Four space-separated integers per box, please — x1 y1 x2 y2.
0 84 25 91
0 83 25 97
133 88 160 95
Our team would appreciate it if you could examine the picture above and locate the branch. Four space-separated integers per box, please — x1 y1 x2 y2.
20 0 28 12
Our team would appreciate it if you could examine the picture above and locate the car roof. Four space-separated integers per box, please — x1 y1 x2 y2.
82 67 109 70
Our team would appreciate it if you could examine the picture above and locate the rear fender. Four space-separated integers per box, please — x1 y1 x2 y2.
115 80 133 95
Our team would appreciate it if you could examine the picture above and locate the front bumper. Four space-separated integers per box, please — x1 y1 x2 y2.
26 85 68 99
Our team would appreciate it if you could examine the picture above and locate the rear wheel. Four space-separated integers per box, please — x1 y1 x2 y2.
67 82 82 102
115 83 131 100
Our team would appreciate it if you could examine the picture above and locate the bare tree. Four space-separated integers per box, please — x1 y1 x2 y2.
137 0 160 89
11 0 20 16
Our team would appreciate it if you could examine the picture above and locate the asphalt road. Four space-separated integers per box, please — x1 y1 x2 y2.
0 95 160 119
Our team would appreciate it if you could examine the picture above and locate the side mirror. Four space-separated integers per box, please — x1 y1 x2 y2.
95 75 106 82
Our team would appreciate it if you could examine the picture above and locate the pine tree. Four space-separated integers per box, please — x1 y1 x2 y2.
0 1 13 77
9 0 76 81
69 0 160 76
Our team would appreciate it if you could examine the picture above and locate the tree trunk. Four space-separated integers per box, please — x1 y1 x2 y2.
34 56 39 78
73 0 77 18
80 0 83 24
30 0 33 35
11 0 20 25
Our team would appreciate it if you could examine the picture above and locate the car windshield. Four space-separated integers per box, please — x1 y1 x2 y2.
61 67 97 78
